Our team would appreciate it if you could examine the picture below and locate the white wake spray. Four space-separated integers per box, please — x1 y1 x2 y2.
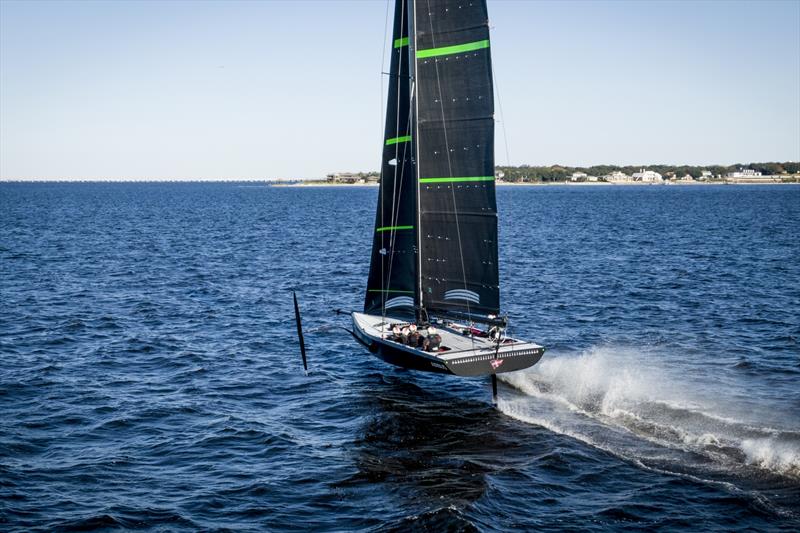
498 346 800 479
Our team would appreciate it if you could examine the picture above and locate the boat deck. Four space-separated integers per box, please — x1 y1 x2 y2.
352 312 545 376
352 312 540 361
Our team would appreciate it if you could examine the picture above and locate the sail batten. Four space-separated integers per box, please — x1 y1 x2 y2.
419 176 494 183
376 225 414 232
385 135 412 145
416 39 490 58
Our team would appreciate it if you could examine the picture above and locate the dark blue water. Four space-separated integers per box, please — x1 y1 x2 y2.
1 183 799 531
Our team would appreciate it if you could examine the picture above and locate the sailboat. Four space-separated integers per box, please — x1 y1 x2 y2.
351 0 545 379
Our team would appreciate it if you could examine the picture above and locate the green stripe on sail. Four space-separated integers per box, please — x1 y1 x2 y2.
419 176 495 183
394 36 409 48
416 39 489 59
385 135 412 146
376 225 413 232
368 289 414 294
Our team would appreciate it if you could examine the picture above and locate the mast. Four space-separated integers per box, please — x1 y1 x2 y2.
408 0 423 322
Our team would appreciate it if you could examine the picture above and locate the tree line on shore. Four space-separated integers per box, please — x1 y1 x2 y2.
495 162 800 183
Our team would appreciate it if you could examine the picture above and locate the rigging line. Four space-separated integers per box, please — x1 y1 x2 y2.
410 1 423 323
384 97 414 318
424 0 472 325
379 0 391 322
384 0 407 320
491 59 508 333
386 101 414 285
388 1 406 243
380 0 391 139
492 60 511 167
387 106 411 320
382 72 413 79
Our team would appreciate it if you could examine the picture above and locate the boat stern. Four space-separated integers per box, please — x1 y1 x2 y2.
441 343 545 377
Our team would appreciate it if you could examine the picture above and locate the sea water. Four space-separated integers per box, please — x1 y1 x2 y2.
1 183 798 530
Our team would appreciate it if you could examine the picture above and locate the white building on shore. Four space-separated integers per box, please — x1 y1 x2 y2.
632 168 663 182
602 171 632 182
326 172 379 184
726 168 762 178
570 172 588 182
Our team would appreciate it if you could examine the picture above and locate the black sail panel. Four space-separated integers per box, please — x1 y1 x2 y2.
413 0 499 316
364 0 417 315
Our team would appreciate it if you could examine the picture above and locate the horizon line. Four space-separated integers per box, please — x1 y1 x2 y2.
3 160 799 182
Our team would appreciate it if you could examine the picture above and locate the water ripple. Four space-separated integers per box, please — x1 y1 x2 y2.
1 183 799 530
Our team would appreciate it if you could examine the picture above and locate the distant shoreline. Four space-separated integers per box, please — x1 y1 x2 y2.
270 180 800 187
2 180 797 186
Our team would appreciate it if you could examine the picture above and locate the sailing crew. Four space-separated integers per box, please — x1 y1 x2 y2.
400 326 410 345
425 327 442 352
407 324 421 347
415 327 428 348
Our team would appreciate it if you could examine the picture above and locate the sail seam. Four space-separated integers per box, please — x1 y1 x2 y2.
416 39 489 58
419 176 494 183
394 36 409 48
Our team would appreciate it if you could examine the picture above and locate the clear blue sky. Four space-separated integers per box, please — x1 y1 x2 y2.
1 0 798 180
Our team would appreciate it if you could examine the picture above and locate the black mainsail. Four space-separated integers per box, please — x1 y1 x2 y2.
366 0 498 320
413 0 498 318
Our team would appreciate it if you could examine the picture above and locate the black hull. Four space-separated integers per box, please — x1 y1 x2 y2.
352 320 545 377
352 325 454 375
